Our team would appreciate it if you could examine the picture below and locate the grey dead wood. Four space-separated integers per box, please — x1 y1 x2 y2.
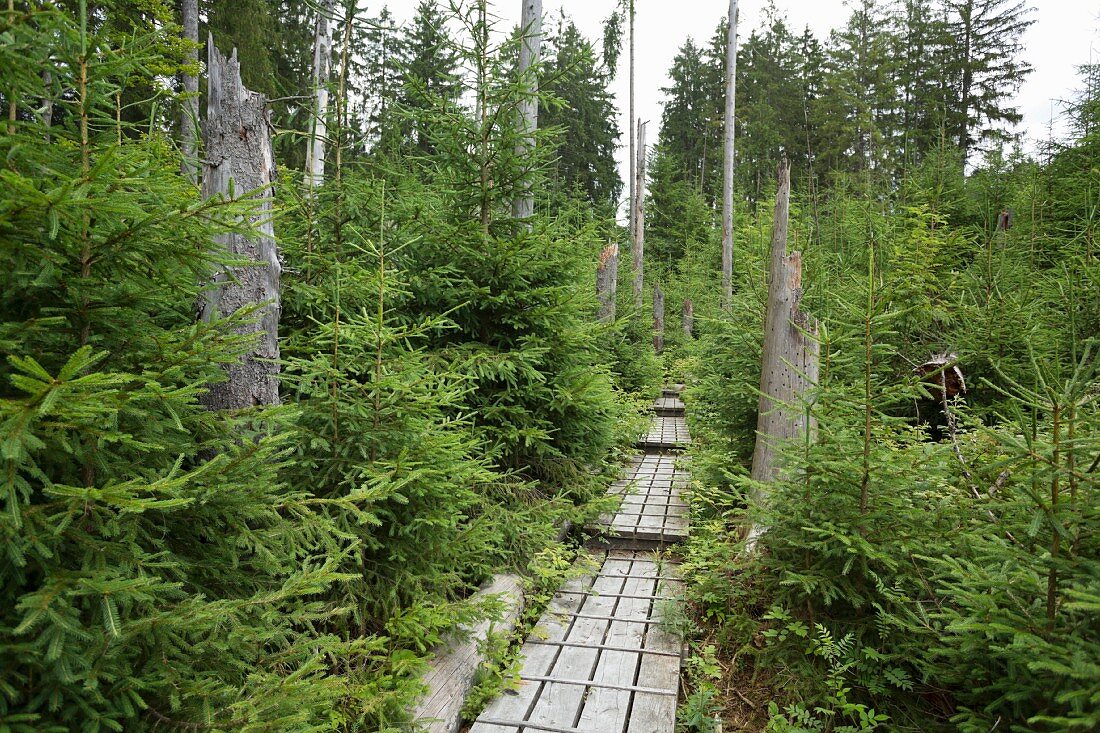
721 0 738 308
596 241 618 321
632 119 647 309
412 574 525 733
747 160 819 548
653 282 665 353
512 0 542 220
180 0 199 181
199 37 281 410
304 0 335 188
682 298 694 338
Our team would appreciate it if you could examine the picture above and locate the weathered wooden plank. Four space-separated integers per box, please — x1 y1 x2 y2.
625 570 684 733
574 563 652 731
411 574 524 733
471 572 594 732
524 559 629 729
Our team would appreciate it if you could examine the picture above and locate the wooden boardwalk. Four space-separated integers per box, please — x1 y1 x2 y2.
471 390 691 733
596 453 689 546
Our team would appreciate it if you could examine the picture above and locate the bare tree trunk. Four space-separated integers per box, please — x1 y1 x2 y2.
512 0 542 220
596 241 618 321
653 283 665 353
747 160 819 548
199 38 281 410
304 0 335 188
180 0 199 182
682 298 694 338
632 119 647 309
628 0 635 233
720 0 738 308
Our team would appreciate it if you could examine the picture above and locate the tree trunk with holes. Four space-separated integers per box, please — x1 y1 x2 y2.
748 160 819 547
199 38 281 410
596 241 618 321
512 0 542 220
304 0 335 188
180 0 199 182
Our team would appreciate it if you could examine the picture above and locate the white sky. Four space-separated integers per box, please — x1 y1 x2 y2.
379 0 1100 202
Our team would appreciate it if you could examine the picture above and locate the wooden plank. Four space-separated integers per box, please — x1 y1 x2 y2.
524 558 630 729
471 572 595 732
625 572 683 733
411 574 524 733
574 560 651 731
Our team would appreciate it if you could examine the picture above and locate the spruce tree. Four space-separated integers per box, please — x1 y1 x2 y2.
539 15 622 215
1 5 361 729
942 0 1035 162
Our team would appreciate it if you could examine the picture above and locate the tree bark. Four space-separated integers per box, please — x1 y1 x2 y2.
748 160 819 547
628 0 635 234
721 0 738 308
652 283 665 353
304 0 335 188
632 119 646 309
199 37 281 410
512 0 542 220
682 298 694 338
596 241 618 321
180 0 199 182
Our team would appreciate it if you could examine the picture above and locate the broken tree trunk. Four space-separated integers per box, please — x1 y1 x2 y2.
747 160 819 548
653 283 665 353
632 119 647 309
199 38 281 410
304 0 335 188
180 0 199 182
721 0 738 308
682 298 694 338
512 0 542 220
596 241 618 321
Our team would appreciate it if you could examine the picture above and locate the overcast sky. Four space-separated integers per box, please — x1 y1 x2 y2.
379 1 1100 205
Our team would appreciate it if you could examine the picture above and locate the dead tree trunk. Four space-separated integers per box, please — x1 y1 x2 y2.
632 119 647 309
653 283 665 353
304 0 335 188
720 0 738 308
682 298 694 338
596 241 618 321
748 160 819 547
628 0 635 235
512 0 542 220
180 0 199 182
199 38 281 409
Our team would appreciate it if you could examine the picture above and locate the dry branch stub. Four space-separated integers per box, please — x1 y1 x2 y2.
198 38 282 410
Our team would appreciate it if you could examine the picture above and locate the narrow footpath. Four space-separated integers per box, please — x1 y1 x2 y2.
471 387 691 733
